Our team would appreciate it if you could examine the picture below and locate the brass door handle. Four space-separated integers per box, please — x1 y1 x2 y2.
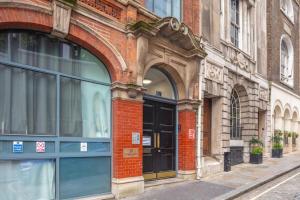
157 133 160 148
154 133 157 148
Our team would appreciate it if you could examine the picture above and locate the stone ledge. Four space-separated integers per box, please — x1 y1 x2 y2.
178 170 196 180
112 176 144 199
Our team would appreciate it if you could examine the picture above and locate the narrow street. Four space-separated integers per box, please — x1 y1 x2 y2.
236 168 300 200
124 152 300 200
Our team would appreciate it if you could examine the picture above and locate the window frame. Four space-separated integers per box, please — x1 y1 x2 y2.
145 0 182 20
280 35 294 87
230 89 242 140
0 30 112 200
230 0 240 47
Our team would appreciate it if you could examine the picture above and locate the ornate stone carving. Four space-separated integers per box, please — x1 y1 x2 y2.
205 62 223 84
259 87 269 102
52 1 72 37
236 53 250 72
78 0 122 20
128 17 207 59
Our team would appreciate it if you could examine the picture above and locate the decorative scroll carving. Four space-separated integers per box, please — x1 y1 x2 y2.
52 1 72 38
79 0 121 20
259 87 269 101
205 62 223 84
128 17 207 59
236 53 250 72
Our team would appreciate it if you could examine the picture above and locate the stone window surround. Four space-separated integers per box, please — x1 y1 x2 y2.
230 139 244 147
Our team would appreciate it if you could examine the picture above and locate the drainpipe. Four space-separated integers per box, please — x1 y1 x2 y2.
196 58 205 179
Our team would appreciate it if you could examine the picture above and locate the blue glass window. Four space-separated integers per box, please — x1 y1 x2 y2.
145 0 181 20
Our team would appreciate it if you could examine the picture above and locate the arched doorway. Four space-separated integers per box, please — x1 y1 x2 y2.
142 68 177 180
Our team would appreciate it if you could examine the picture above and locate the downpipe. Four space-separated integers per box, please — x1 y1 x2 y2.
196 58 205 179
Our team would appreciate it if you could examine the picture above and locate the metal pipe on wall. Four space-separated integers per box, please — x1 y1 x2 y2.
196 58 205 179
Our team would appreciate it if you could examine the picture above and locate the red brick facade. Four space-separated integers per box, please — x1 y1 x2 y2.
178 110 197 171
112 99 143 179
0 0 203 197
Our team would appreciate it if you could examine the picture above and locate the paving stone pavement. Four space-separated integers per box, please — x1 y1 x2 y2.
123 151 300 200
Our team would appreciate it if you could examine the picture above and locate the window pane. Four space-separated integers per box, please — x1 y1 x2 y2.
5 31 110 83
154 0 172 18
143 68 175 99
0 160 55 200
145 0 154 11
0 64 56 135
59 157 111 199
0 32 8 61
60 77 111 138
172 0 181 20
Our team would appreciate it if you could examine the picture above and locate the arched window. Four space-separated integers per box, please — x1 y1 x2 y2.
281 0 294 22
143 68 175 100
280 35 294 87
0 30 111 199
230 89 241 139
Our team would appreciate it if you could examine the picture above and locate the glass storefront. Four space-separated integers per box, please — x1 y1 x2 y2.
0 30 111 199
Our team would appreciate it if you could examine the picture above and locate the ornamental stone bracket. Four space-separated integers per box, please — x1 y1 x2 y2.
205 62 224 84
127 17 207 59
177 99 201 111
111 82 145 101
259 86 269 102
52 0 73 38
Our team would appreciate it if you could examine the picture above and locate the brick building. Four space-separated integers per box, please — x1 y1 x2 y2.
0 0 206 199
267 0 300 154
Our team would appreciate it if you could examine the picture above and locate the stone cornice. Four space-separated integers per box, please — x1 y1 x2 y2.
111 82 145 101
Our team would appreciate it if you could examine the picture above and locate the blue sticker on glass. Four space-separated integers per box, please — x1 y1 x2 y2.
13 141 23 153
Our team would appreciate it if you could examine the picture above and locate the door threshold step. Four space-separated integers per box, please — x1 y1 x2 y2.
144 178 186 189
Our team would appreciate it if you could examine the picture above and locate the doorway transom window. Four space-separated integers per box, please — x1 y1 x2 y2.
143 68 175 100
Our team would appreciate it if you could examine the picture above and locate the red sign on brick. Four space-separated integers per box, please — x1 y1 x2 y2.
188 129 195 140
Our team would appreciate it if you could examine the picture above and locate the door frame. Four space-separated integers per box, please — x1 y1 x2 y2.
143 94 178 180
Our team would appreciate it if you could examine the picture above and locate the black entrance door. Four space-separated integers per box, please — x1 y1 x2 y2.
143 99 176 180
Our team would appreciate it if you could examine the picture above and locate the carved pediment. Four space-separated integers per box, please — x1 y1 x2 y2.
128 17 207 59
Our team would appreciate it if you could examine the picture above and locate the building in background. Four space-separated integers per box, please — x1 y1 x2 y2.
0 0 206 199
267 0 300 154
199 0 270 176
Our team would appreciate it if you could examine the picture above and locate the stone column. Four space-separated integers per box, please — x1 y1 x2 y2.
177 100 199 180
111 83 144 199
